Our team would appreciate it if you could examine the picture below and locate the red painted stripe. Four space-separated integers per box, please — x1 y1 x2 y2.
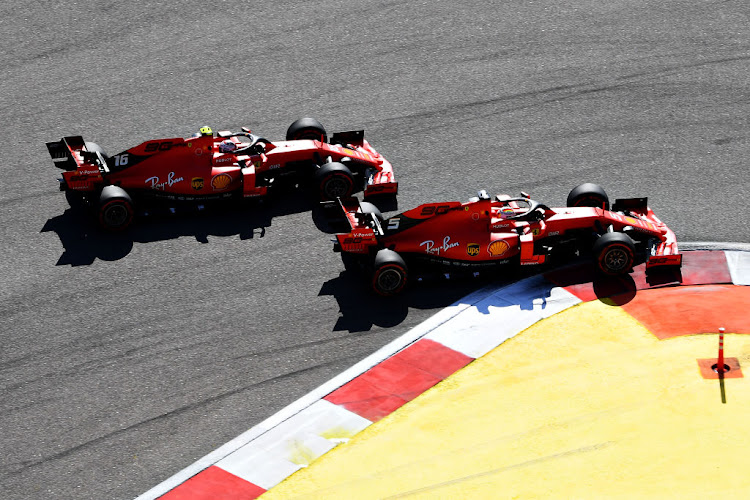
677 250 733 285
393 339 474 378
159 466 265 500
325 339 472 422
545 251 733 302
621 285 750 339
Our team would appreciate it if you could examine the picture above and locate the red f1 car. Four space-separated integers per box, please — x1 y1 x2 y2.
330 183 682 295
47 118 397 230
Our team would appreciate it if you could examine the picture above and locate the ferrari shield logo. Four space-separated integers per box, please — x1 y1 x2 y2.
467 243 480 257
191 177 204 190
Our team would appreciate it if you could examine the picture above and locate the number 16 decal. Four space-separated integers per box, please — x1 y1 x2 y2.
113 154 129 167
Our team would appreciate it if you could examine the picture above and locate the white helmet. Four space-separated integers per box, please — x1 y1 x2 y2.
219 139 236 153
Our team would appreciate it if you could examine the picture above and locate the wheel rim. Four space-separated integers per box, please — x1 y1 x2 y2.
376 267 404 293
323 175 351 199
103 202 129 228
603 246 631 272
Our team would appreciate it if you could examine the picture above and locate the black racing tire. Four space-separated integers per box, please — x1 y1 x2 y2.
85 141 109 160
359 201 384 223
85 141 105 154
315 162 354 201
593 232 635 275
567 183 609 210
98 185 134 231
286 117 327 142
371 249 408 296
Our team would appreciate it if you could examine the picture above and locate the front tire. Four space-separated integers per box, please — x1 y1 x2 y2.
593 232 635 275
315 162 354 200
98 185 134 231
286 117 327 142
567 183 609 210
371 249 408 296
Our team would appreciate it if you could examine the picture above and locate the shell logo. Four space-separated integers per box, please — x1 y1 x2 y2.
488 240 510 257
211 173 232 191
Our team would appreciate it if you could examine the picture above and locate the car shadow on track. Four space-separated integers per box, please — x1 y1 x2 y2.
319 254 684 332
41 193 315 266
318 269 518 333
545 258 683 306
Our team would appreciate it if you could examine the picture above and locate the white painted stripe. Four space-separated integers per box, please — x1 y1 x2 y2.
426 276 581 358
220 450 301 491
725 251 750 286
252 399 371 449
212 391 374 489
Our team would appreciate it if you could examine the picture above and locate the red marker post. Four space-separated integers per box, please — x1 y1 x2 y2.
718 327 725 375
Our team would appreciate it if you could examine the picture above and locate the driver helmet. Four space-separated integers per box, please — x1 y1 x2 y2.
219 139 237 153
199 125 213 136
499 206 515 219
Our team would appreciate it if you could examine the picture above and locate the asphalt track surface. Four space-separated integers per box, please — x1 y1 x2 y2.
1 1 749 499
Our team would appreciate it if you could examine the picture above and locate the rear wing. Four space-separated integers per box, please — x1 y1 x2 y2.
331 197 383 254
339 197 384 234
330 130 364 146
46 136 109 173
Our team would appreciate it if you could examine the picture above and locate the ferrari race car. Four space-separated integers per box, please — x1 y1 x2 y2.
330 183 682 295
47 118 397 230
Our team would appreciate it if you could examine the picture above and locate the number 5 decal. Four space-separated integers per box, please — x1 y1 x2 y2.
387 218 400 230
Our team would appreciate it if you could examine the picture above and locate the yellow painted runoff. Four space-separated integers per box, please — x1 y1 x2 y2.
263 301 750 499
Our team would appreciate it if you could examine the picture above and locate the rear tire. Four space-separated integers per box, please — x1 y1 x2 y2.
98 185 134 231
371 249 408 296
85 141 107 157
567 183 609 210
315 162 354 200
286 117 327 142
593 232 635 275
359 201 383 223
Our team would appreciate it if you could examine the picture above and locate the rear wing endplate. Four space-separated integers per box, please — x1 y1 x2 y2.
46 136 109 173
46 136 86 171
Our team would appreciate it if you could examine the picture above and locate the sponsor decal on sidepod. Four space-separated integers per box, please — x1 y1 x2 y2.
211 173 232 191
488 240 510 257
420 236 460 255
146 172 184 190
